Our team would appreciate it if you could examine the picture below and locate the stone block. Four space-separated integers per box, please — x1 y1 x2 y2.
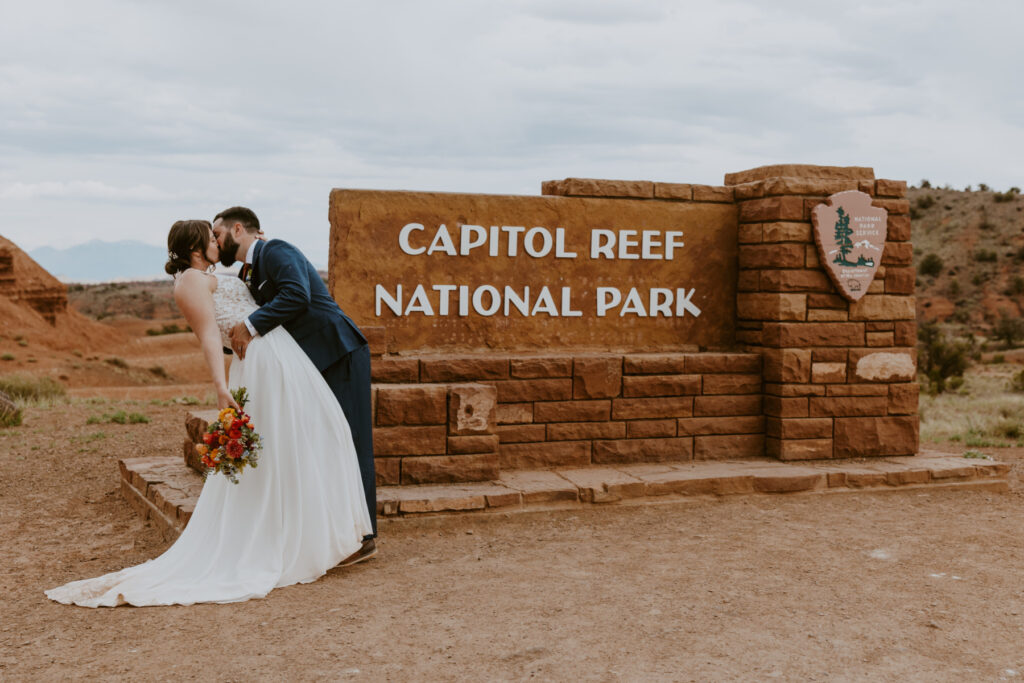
185 410 216 444
496 423 547 443
498 441 591 469
809 397 888 418
611 396 694 419
725 164 874 185
762 322 865 347
375 425 447 456
766 437 834 460
694 434 764 460
833 416 919 457
448 383 498 435
555 467 647 503
591 437 693 463
692 185 734 202
807 293 847 309
622 374 701 398
733 181 765 200
765 417 833 439
398 490 487 514
560 177 654 198
761 221 812 243
510 356 574 378
812 348 848 362
738 244 806 269
654 182 693 200
812 362 846 384
495 378 573 403
400 454 498 484
420 357 509 382
638 465 755 496
893 321 916 347
805 244 820 267
884 267 914 295
875 179 907 198
763 348 811 383
748 466 827 492
547 421 626 441
849 295 915 321
737 293 807 321
627 419 677 438
738 196 806 223
376 384 448 426
761 177 859 197
887 215 912 242
866 331 895 347
693 395 762 417
533 399 611 422
865 321 894 331
375 458 401 486
888 383 919 416
807 309 848 322
759 269 832 293
183 437 203 474
852 351 916 382
872 198 910 215
498 470 579 503
496 402 533 424
701 374 761 395
764 383 826 397
677 415 764 436
448 434 499 454
738 270 761 291
370 357 420 383
825 384 888 396
881 242 913 266
739 223 763 244
623 354 688 374
573 356 623 399
362 326 387 355
763 396 809 418
685 353 761 374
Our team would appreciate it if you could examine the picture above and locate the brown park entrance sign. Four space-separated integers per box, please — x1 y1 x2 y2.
811 190 888 301
328 189 737 353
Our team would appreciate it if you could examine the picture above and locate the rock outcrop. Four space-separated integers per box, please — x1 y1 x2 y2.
0 235 68 324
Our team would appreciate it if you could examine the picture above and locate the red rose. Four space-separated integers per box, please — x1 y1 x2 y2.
203 432 216 445
226 440 244 460
228 428 242 440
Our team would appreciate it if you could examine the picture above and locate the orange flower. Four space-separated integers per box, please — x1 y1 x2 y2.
195 444 208 456
219 434 229 445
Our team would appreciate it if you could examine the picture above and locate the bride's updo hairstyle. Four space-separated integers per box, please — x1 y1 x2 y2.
165 219 213 276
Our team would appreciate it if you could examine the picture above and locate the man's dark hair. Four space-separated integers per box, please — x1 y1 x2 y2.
214 206 260 233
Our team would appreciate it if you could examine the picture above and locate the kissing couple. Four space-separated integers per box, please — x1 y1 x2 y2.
47 207 377 607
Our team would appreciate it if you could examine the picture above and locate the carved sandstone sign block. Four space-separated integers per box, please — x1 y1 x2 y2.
811 190 887 302
329 189 737 353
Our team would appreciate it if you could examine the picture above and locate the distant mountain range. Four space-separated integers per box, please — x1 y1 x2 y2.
29 240 172 283
29 239 328 283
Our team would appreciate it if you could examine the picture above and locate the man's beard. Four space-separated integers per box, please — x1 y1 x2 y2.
219 233 241 266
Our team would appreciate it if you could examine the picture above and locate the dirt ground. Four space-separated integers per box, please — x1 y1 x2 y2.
0 399 1023 681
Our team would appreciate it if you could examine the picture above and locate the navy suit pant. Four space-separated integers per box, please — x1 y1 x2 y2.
322 344 376 538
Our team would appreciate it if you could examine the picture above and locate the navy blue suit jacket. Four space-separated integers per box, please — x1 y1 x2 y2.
247 239 366 371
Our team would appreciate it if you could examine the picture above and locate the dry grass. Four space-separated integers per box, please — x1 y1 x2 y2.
920 363 1024 446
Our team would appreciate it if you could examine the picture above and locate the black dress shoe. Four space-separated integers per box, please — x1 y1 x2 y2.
339 538 377 567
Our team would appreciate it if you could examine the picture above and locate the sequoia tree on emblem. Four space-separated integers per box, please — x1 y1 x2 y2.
811 190 888 301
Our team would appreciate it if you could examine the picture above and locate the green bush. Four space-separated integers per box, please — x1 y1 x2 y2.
974 249 998 263
149 366 169 378
919 179 932 188
146 323 190 336
1 354 14 362
918 253 944 276
917 321 970 394
915 194 936 210
0 374 66 402
993 315 1024 348
105 357 129 369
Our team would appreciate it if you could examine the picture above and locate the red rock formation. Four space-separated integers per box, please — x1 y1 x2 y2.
0 235 68 324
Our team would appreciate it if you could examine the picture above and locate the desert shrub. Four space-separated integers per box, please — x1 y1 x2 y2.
918 253 944 276
993 315 1024 348
994 191 1018 203
915 194 936 210
0 390 21 427
146 323 189 336
105 357 129 369
949 279 961 297
978 183 991 192
974 249 997 263
972 273 985 286
919 179 932 188
148 366 169 378
917 321 970 394
995 420 1023 440
1006 277 1024 296
0 374 66 402
1 354 14 362
989 354 1005 364
1010 369 1024 393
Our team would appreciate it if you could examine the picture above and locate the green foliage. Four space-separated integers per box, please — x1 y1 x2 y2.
105 357 129 369
993 315 1024 348
978 183 991 192
973 249 997 263
917 321 970 394
962 450 990 459
972 273 985 286
1010 369 1024 393
17 339 28 347
0 374 66 402
919 179 932 188
918 253 944 277
915 194 936 210
1 354 14 362
948 279 961 297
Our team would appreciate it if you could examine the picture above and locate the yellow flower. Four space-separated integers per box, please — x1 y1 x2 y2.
195 444 208 456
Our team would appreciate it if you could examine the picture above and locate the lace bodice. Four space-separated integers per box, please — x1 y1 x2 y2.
212 274 259 347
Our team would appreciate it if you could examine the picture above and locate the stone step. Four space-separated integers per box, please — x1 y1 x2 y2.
119 450 1010 539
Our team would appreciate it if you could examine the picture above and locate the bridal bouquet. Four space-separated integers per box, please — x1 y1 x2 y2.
195 387 262 484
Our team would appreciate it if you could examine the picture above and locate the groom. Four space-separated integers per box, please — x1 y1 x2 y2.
212 206 377 564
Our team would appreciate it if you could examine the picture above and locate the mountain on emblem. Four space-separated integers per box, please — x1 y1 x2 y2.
812 190 888 302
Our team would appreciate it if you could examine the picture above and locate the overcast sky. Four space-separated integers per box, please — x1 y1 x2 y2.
1 0 1021 263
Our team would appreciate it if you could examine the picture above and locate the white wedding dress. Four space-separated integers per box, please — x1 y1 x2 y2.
46 273 372 607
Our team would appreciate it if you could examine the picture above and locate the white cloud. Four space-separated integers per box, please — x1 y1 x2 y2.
0 181 175 202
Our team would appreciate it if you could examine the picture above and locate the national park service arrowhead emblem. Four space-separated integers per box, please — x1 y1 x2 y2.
812 190 887 302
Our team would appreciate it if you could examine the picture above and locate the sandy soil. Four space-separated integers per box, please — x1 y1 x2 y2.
2 399 1024 681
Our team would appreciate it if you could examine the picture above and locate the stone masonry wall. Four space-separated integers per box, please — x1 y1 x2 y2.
366 349 763 485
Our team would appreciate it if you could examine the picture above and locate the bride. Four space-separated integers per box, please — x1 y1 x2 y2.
46 219 372 607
